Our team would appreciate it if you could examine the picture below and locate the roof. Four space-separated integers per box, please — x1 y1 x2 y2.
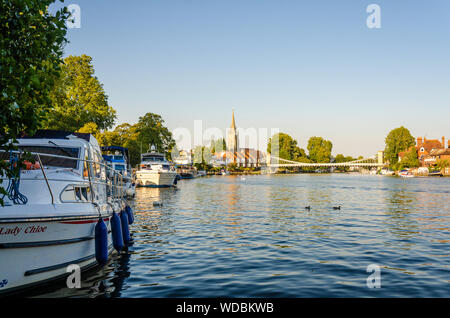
418 139 442 153
21 129 92 142
429 148 450 156
101 146 128 152
101 145 129 159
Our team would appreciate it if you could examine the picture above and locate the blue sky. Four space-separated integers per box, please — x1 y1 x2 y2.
55 0 450 157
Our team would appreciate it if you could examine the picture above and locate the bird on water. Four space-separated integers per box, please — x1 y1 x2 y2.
333 206 341 210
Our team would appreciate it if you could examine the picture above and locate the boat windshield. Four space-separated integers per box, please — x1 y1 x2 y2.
18 146 80 169
114 164 126 171
142 155 164 162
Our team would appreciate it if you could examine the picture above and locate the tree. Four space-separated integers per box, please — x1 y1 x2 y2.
267 132 306 161
210 138 226 154
44 55 116 131
435 159 450 172
134 113 175 159
1 0 70 205
384 126 415 169
193 145 212 169
307 136 333 163
395 147 419 171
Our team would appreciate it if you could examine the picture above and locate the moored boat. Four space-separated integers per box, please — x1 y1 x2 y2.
101 146 136 198
428 170 443 177
399 169 414 178
135 149 177 187
176 164 198 179
0 130 133 294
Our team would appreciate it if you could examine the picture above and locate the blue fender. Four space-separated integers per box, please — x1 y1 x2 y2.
125 205 134 225
110 212 124 252
120 210 131 246
95 218 109 266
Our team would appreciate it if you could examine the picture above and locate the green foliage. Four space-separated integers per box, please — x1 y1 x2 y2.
267 132 306 161
334 154 356 172
210 138 226 154
44 55 116 131
307 136 333 163
393 148 419 171
96 114 175 167
384 126 415 169
435 159 450 171
1 0 69 205
193 145 212 170
134 113 175 160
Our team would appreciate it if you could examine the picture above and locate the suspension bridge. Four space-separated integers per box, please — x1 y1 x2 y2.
267 154 386 168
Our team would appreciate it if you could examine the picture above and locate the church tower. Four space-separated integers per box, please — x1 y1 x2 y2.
227 110 239 164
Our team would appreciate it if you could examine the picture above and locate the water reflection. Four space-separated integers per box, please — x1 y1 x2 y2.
18 175 450 297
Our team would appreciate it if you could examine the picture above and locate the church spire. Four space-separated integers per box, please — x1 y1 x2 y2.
231 109 236 129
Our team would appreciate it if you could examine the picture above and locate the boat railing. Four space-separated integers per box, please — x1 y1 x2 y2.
1 149 127 206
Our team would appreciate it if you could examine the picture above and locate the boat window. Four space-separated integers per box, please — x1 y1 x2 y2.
92 150 102 179
142 155 163 162
115 164 126 171
18 146 80 169
60 185 91 202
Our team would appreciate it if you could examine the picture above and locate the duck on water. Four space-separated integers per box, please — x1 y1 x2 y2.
0 130 134 295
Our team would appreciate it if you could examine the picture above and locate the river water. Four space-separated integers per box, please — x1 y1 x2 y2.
30 174 450 297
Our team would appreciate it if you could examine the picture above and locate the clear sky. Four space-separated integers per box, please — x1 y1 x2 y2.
54 0 450 157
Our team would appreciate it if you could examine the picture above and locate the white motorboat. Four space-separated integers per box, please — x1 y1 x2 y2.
135 150 177 187
102 146 136 198
398 169 414 178
380 168 395 176
0 130 133 294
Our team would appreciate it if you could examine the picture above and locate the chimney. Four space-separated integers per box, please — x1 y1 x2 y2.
417 137 423 146
442 137 445 149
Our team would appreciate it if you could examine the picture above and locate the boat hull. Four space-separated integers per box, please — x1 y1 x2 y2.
136 171 177 187
0 215 114 294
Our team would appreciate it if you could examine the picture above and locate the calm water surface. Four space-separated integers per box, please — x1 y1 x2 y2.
31 174 450 297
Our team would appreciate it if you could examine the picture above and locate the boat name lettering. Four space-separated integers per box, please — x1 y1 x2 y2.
24 225 47 234
0 225 47 236
0 226 21 236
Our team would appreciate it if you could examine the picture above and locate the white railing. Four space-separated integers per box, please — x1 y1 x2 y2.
1 149 128 205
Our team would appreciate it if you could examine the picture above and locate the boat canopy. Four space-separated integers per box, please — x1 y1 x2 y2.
101 146 130 166
21 129 92 142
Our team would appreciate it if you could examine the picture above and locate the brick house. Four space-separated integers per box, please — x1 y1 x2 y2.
398 136 449 167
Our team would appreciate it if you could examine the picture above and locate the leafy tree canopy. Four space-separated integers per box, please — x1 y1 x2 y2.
1 0 69 205
96 113 175 167
267 132 306 161
307 136 333 163
384 126 415 168
193 145 212 169
394 147 419 171
210 138 227 154
44 54 116 131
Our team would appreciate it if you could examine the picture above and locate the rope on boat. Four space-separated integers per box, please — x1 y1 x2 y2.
4 152 28 205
